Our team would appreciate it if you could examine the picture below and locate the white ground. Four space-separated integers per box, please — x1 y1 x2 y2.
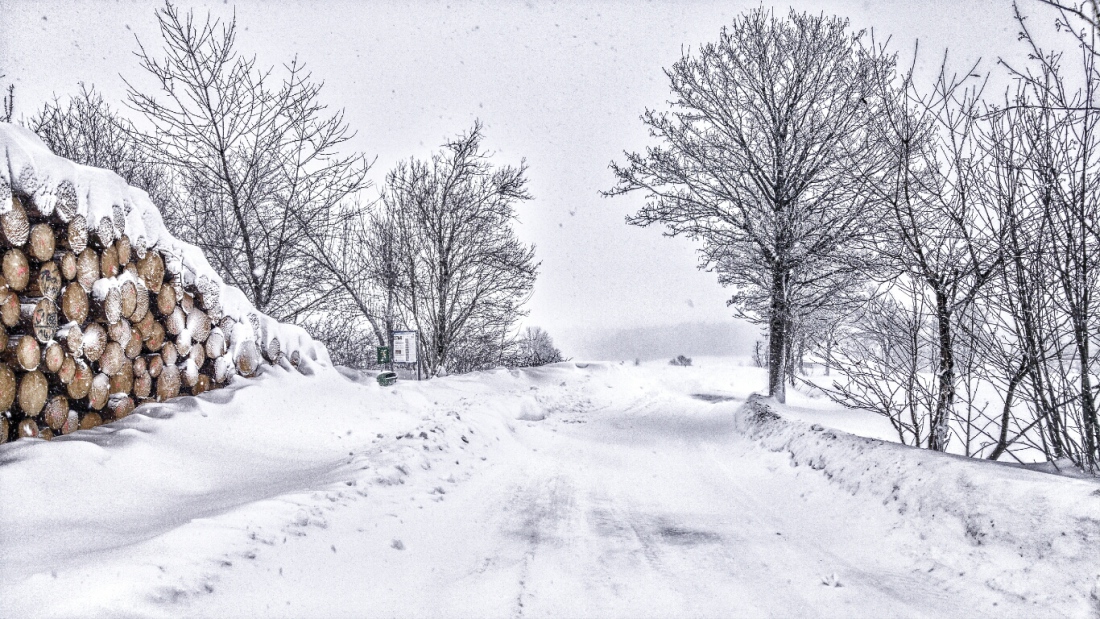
2 357 1099 618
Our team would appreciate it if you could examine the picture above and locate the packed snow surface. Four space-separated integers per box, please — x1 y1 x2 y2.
1 357 1099 618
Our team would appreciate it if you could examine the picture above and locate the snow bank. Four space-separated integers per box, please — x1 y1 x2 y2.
0 122 330 369
736 395 1100 583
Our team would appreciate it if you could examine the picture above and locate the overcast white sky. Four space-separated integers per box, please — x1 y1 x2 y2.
0 0 1070 357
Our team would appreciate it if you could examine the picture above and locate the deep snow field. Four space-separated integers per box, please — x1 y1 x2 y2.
2 356 1099 618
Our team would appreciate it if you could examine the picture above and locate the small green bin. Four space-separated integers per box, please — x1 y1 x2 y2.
376 371 398 387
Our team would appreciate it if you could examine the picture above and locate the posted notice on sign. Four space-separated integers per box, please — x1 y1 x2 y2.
392 331 418 363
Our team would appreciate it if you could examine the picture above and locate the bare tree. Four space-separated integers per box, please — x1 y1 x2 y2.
1 73 13 123
606 8 891 402
862 54 1002 452
126 2 368 321
509 326 565 367
28 84 175 212
384 123 538 376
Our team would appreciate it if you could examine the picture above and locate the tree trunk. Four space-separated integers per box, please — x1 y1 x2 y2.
62 282 89 324
27 223 56 263
929 290 955 452
65 215 88 254
76 248 99 292
2 196 29 247
3 249 30 291
67 360 93 400
768 268 789 403
18 370 48 416
27 261 61 300
0 362 15 411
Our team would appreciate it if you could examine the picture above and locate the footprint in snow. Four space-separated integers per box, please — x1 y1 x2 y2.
821 573 842 588
391 539 405 550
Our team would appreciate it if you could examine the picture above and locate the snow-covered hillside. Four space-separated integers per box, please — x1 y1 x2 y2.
2 357 1098 618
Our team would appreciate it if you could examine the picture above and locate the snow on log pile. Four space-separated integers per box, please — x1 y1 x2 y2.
0 123 328 442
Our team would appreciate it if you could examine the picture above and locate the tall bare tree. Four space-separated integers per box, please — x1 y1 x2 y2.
126 2 368 321
606 8 891 402
384 123 538 376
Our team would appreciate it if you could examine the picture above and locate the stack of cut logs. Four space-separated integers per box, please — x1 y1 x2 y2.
0 194 265 443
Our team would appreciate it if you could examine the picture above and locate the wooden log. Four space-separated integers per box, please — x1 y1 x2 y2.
77 248 99 292
181 358 199 388
67 360 93 399
167 306 185 336
3 249 30 291
125 326 143 359
65 215 88 254
0 363 15 412
79 411 102 430
0 327 6 354
95 216 115 248
60 321 83 356
108 317 131 345
28 223 56 263
143 321 165 352
134 370 152 399
133 356 147 376
27 298 58 343
61 282 88 324
131 280 149 322
157 284 177 317
263 336 281 363
175 329 192 357
180 291 195 314
44 395 69 431
0 414 7 443
2 196 30 247
161 341 178 366
109 359 133 394
205 328 226 359
145 353 164 378
58 354 76 384
60 409 79 435
119 280 137 319
7 335 40 371
0 289 18 328
236 340 262 377
98 285 122 325
18 418 40 439
135 309 154 338
100 341 125 376
82 323 107 362
214 354 234 383
108 394 135 419
100 244 119 278
28 261 62 301
43 341 64 374
189 341 206 371
18 370 48 416
59 251 77 281
187 309 211 343
192 373 212 396
156 364 180 401
115 236 132 266
88 373 110 410
138 250 165 293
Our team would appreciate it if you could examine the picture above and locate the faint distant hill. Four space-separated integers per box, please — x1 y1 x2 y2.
558 320 762 362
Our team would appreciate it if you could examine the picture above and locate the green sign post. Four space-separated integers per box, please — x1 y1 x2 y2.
376 346 391 365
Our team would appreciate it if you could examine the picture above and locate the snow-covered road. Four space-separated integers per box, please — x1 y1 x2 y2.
3 359 1099 618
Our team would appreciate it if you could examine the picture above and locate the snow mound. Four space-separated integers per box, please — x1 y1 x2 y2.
0 122 330 368
736 395 1100 568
